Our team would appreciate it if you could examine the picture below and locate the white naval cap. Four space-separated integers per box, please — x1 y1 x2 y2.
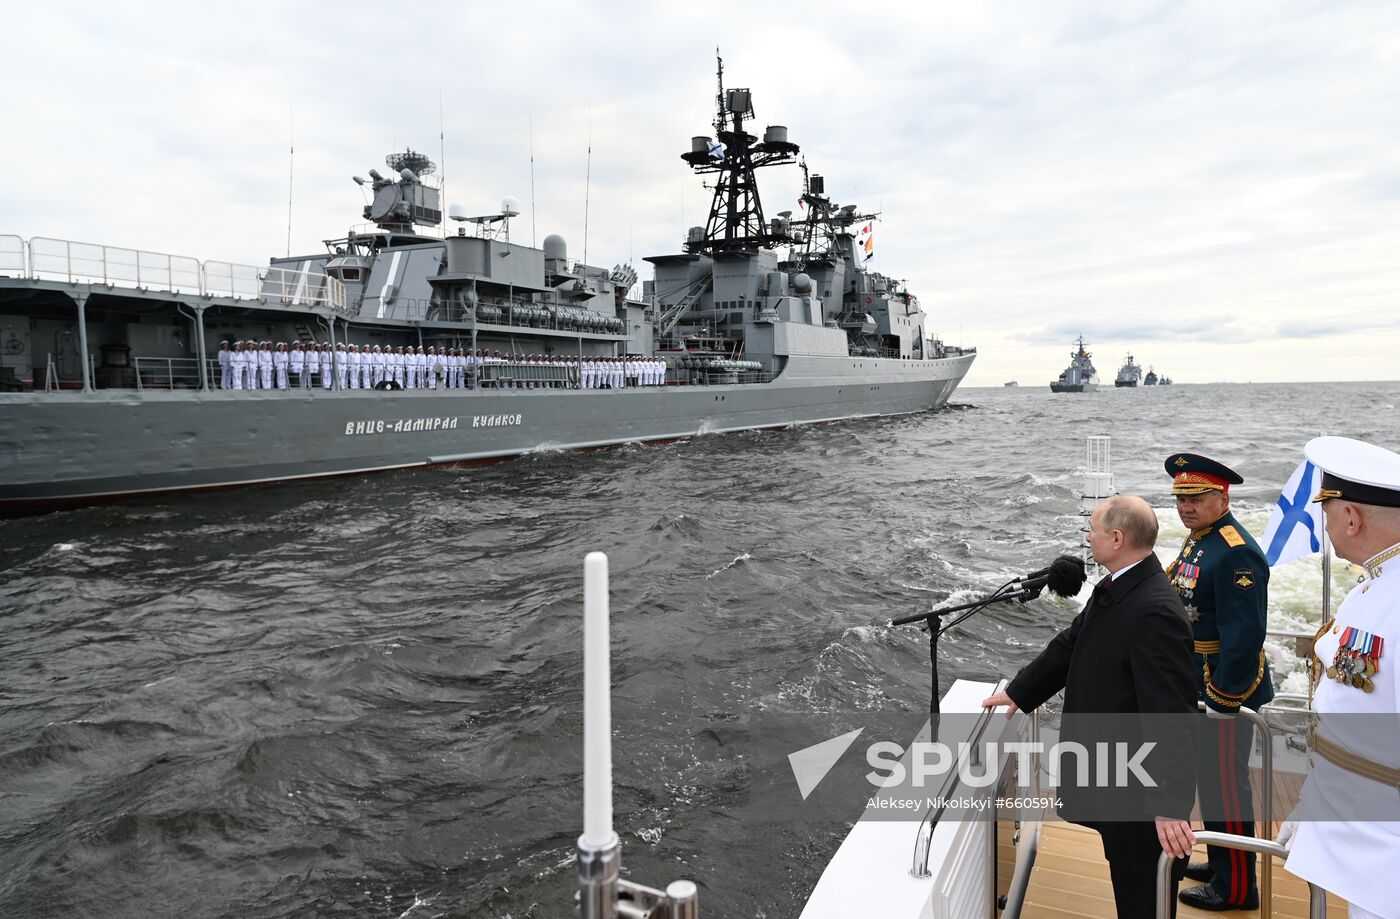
1304 436 1400 507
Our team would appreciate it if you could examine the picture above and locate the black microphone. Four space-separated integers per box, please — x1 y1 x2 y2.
1015 555 1087 599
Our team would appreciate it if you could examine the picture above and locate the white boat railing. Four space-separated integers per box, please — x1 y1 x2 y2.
0 235 25 276
4 235 346 312
30 236 203 293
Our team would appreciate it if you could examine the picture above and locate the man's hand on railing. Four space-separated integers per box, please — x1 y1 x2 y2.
980 690 1019 717
1154 817 1195 858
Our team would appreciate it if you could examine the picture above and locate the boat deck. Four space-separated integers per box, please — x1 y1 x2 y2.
1020 822 1346 918
1020 762 1345 917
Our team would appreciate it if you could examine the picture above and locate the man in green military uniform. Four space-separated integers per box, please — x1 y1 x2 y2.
1164 453 1274 911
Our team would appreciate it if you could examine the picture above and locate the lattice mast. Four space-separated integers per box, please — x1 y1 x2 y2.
681 55 800 254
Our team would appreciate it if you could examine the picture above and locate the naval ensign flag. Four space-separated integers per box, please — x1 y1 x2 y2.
1261 459 1325 567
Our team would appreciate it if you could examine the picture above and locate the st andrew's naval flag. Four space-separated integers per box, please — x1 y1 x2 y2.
1260 459 1325 567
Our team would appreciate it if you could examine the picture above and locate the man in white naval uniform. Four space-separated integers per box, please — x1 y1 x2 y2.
248 342 261 390
343 344 358 386
237 341 254 389
1284 436 1400 919
426 347 440 390
306 343 320 388
390 346 405 388
289 341 305 388
369 345 383 389
257 342 274 390
216 341 232 389
273 342 289 389
229 341 246 390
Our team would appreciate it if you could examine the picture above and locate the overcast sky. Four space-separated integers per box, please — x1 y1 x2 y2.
4 1 1397 386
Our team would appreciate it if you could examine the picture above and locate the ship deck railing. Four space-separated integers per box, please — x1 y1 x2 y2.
0 234 346 312
427 302 629 339
64 356 690 393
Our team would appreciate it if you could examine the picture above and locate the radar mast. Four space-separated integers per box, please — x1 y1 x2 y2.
680 54 800 254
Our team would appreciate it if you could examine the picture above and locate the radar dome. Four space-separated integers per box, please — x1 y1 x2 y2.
543 234 568 260
501 196 521 217
447 202 469 222
791 272 812 293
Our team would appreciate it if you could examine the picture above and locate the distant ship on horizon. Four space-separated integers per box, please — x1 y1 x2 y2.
1115 353 1142 387
1049 337 1099 393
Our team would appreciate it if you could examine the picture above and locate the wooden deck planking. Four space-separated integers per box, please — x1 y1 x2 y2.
1018 821 1349 918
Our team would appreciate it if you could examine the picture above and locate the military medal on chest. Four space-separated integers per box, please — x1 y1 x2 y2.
1327 626 1384 692
1174 561 1201 596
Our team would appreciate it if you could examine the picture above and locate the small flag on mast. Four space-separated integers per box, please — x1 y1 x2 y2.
1261 459 1325 567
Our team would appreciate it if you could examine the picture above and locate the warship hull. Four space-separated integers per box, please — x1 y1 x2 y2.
1049 381 1097 393
0 352 973 512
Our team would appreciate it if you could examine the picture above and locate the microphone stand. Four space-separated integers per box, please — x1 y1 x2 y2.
892 582 1046 715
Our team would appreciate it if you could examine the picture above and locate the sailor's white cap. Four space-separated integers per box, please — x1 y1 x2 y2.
1304 436 1400 507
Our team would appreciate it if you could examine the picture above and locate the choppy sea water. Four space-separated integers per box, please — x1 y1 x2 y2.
1 381 1396 918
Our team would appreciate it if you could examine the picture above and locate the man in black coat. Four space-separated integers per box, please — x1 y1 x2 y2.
983 494 1198 918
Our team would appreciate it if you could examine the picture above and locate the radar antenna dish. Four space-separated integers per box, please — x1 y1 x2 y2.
386 149 436 177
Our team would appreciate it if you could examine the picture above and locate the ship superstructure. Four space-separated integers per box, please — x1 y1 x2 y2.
0 61 974 512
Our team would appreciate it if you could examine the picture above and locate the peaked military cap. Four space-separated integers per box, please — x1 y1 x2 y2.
1304 436 1400 507
1165 452 1244 495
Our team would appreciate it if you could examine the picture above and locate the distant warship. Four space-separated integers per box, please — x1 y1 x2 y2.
1144 366 1158 385
1049 337 1099 393
0 59 975 512
1114 353 1142 387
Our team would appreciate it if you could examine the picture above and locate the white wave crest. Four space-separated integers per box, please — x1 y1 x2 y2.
705 552 752 579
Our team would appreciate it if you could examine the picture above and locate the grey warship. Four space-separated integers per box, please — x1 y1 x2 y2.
0 64 974 512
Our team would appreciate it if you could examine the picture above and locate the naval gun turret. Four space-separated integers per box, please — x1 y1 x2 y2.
353 149 442 234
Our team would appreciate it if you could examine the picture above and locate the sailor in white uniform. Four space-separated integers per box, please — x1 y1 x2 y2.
289 342 305 388
273 342 289 389
257 342 274 390
389 346 403 388
426 347 440 390
229 341 245 390
347 344 362 389
1285 436 1400 919
216 341 232 389
237 341 253 390
250 342 263 389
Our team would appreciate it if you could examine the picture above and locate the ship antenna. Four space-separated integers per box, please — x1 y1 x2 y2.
439 87 447 241
715 48 725 133
583 107 592 266
529 113 537 248
286 101 294 257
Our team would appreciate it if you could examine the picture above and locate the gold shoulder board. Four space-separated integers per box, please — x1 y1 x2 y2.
1220 525 1245 547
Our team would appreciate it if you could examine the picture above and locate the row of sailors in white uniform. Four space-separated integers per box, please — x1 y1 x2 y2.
216 342 668 391
578 357 667 389
218 341 477 391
